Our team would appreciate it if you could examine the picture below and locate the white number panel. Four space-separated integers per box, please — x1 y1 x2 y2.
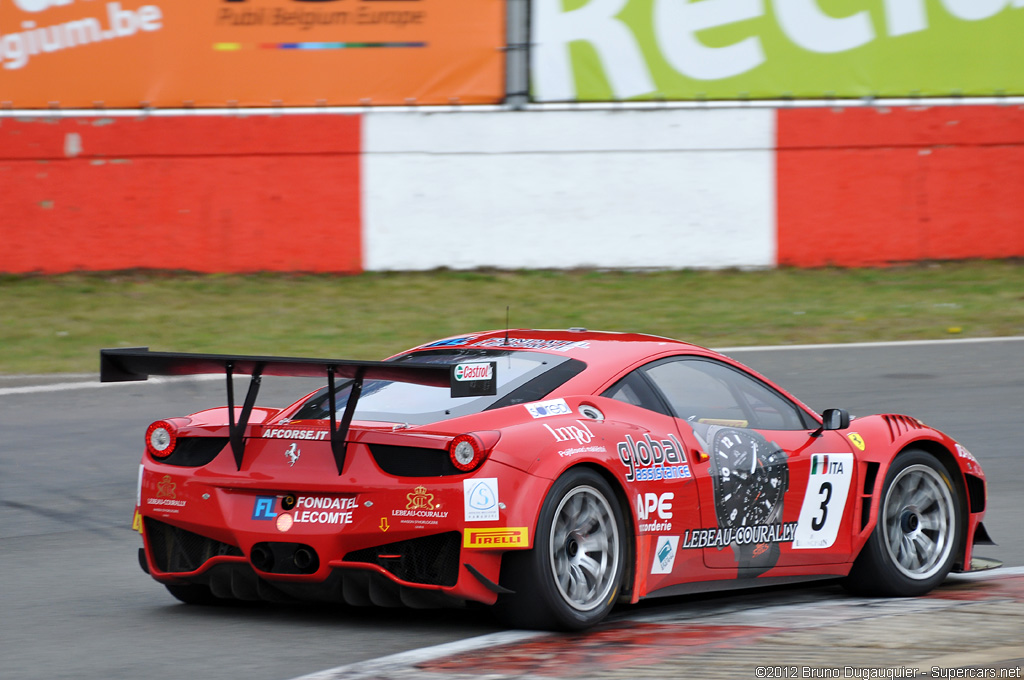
793 453 854 549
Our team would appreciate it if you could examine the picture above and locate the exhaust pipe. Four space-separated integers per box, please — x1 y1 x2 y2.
250 544 274 572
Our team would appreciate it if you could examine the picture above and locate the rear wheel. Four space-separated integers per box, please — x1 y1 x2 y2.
845 450 960 596
496 468 625 630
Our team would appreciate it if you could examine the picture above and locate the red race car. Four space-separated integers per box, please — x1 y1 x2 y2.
101 329 998 630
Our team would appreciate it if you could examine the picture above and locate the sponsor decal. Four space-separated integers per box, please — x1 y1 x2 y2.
617 433 691 483
847 432 866 450
421 336 477 348
525 398 572 419
637 492 674 532
454 362 494 382
264 428 329 441
794 452 854 549
956 443 979 465
651 535 679 574
284 443 300 466
156 475 176 499
472 337 589 352
557 444 607 458
464 527 529 549
544 420 595 445
681 522 797 550
406 486 435 510
391 486 449 526
147 474 186 511
253 495 357 530
252 496 278 521
464 478 499 522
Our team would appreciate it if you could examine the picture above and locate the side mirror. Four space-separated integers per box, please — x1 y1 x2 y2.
810 408 850 437
821 408 850 431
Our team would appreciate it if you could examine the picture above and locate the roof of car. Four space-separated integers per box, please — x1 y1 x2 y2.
404 328 715 368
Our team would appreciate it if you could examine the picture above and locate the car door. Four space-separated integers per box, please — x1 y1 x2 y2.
637 357 858 575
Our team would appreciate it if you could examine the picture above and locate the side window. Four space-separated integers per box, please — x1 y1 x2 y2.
601 371 671 416
642 358 809 431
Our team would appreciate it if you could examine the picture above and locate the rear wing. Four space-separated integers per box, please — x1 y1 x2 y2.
100 347 496 473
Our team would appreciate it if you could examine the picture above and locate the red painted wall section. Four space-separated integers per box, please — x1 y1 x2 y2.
776 106 1024 267
0 115 363 274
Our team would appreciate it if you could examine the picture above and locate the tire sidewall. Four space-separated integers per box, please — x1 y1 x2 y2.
864 449 961 595
529 468 626 630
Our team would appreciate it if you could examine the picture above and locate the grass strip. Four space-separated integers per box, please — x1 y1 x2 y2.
2 260 1022 375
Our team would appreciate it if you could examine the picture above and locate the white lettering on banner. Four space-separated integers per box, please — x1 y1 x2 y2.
532 0 654 100
654 0 764 80
532 0 1024 99
774 0 873 53
13 0 74 11
0 2 163 71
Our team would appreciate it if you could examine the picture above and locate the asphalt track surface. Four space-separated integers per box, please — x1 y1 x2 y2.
1 338 1021 680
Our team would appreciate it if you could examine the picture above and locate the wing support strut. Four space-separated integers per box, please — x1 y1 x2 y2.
100 348 454 475
226 362 265 470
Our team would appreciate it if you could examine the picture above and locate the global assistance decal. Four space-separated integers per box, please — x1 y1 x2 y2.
617 433 691 483
0 0 164 71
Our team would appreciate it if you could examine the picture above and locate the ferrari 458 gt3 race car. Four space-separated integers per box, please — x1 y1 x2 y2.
102 329 999 630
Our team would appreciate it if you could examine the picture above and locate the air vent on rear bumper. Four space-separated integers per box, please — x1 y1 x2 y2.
145 518 243 573
343 532 460 586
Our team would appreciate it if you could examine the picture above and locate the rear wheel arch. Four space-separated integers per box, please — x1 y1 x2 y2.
495 463 631 629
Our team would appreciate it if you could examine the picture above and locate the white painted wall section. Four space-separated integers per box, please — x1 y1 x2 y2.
362 109 776 271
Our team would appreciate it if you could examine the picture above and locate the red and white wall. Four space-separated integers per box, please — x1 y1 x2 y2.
2 105 1023 274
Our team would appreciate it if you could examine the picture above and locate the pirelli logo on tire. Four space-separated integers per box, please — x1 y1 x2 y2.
463 527 529 549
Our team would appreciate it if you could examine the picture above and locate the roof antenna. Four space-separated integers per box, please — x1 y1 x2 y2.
504 306 510 345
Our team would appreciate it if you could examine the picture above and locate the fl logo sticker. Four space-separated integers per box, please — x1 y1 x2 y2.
847 433 866 451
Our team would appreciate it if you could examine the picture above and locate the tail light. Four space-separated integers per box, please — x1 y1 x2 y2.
146 420 178 460
449 431 500 472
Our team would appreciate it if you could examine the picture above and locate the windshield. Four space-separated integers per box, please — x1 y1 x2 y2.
290 349 585 425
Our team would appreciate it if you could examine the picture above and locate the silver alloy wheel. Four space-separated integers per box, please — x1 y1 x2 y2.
881 463 955 580
548 485 620 612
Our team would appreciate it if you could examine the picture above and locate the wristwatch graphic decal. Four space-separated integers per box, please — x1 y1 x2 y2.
695 424 790 576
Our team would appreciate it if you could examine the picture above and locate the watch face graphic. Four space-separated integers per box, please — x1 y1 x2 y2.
706 427 789 574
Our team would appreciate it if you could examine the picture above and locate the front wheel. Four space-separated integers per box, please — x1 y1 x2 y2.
496 468 626 630
845 449 960 596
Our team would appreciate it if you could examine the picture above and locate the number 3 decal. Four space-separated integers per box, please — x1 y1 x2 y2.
810 481 833 532
794 454 853 549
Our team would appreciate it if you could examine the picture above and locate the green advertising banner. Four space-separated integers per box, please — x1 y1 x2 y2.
530 0 1024 101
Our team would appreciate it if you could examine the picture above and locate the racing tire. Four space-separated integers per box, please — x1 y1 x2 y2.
844 449 961 597
164 583 220 605
495 468 625 631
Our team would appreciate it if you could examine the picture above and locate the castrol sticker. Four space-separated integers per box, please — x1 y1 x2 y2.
454 363 493 381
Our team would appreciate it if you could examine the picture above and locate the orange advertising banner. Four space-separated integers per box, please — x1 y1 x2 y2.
0 0 505 108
